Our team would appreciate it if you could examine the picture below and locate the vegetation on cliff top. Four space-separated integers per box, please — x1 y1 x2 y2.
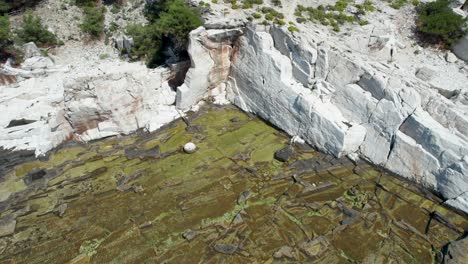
416 0 467 47
127 0 202 68
0 11 57 62
0 0 42 15
16 12 57 46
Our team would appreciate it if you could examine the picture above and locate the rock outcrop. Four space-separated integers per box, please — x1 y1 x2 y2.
1 53 179 156
176 25 468 213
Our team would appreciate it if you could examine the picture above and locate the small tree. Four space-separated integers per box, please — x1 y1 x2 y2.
156 0 202 50
0 0 42 15
16 12 57 46
80 5 106 38
127 0 202 67
416 0 467 46
0 14 22 63
0 14 10 47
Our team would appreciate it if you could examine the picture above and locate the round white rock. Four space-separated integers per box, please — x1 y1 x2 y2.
183 142 197 154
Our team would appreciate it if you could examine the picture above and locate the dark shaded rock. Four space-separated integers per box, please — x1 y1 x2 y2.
116 170 145 192
185 125 203 134
274 146 295 162
182 229 198 241
299 236 329 257
230 117 241 122
290 158 317 173
24 169 57 185
29 169 46 181
442 236 468 264
0 148 35 181
430 211 462 234
0 215 16 237
6 119 36 128
214 243 237 255
144 146 161 157
273 246 295 259
232 152 250 161
237 190 251 204
139 221 153 229
294 141 315 152
339 204 360 225
125 146 160 159
125 148 141 159
300 181 336 196
232 211 244 225
272 172 290 180
54 203 68 217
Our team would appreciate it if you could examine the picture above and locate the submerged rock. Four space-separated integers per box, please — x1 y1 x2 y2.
0 216 15 238
214 243 238 255
273 246 295 259
182 229 198 241
299 236 329 257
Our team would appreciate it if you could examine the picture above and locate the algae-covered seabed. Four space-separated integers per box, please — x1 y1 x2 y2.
0 105 466 263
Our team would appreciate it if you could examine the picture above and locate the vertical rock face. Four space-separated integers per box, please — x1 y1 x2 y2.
176 27 242 110
178 25 468 213
452 34 468 61
227 27 366 157
1 58 180 155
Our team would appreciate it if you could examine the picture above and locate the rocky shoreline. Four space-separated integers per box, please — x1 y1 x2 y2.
1 22 467 215
174 23 468 214
0 105 466 262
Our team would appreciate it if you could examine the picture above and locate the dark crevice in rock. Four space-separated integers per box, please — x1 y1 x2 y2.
6 119 36 128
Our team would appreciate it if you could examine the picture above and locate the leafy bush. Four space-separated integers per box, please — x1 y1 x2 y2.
16 12 57 46
0 0 42 15
288 25 299 32
80 5 106 38
390 0 407 9
75 0 97 7
0 14 12 60
127 0 201 67
416 0 467 45
0 14 10 47
157 0 202 49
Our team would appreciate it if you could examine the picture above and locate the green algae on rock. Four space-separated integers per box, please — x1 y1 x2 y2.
0 105 466 263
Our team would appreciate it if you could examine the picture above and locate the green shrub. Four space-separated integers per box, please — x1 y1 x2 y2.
108 21 119 32
417 0 467 45
156 0 202 49
274 19 286 26
99 53 110 59
288 25 299 32
0 0 42 15
363 0 376 11
126 23 159 60
110 3 120 14
0 14 10 47
80 5 106 38
75 0 97 7
253 13 262 19
272 0 281 6
127 0 201 67
16 12 57 46
390 0 407 9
